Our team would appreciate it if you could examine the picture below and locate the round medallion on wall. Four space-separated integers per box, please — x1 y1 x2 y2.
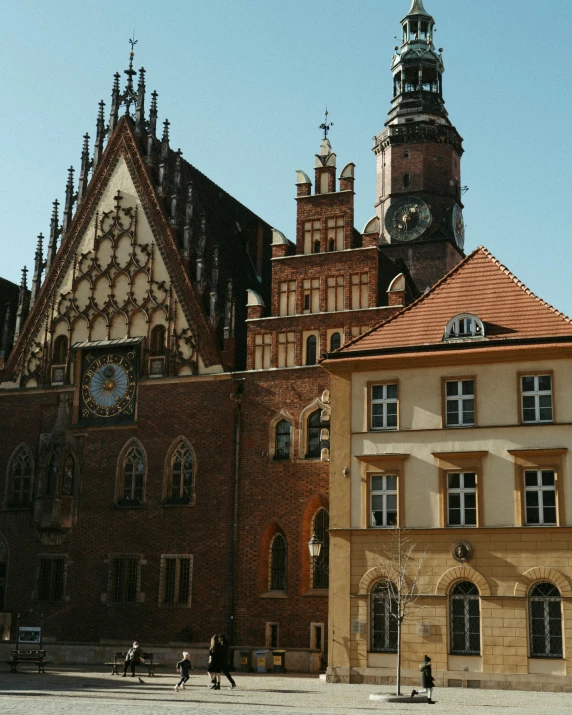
384 196 432 242
452 541 472 563
451 203 465 249
81 353 136 418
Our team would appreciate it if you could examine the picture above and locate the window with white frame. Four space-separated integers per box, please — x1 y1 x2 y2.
524 470 557 525
370 475 398 527
160 555 193 606
327 276 345 312
303 279 320 313
521 375 553 423
254 334 272 369
447 473 476 526
304 221 321 254
279 281 296 316
371 384 398 430
351 273 369 310
326 217 344 251
277 332 296 367
444 314 485 340
445 379 475 427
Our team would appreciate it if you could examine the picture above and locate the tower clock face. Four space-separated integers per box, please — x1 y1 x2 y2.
451 204 465 249
385 197 432 242
81 352 136 419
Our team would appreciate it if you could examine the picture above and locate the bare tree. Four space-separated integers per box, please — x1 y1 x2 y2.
376 524 428 696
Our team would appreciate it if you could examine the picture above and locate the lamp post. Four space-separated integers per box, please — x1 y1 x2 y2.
307 534 322 564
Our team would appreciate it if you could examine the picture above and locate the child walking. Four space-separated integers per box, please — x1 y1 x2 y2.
411 654 435 704
174 651 192 691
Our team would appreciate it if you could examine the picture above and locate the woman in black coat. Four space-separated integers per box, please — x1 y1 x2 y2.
411 654 435 704
207 634 223 690
218 634 236 689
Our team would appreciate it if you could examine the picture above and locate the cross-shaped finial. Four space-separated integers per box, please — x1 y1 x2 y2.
319 107 333 140
113 190 123 206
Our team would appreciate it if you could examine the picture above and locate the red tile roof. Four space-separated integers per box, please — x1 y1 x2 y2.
340 246 572 353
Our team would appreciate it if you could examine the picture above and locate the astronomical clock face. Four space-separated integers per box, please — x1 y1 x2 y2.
384 196 432 242
451 203 465 249
80 351 137 422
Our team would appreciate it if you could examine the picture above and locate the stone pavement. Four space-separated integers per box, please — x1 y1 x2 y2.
0 667 571 714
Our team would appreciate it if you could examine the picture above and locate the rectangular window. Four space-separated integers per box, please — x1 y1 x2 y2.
521 375 553 424
303 279 320 313
277 332 296 368
278 281 296 316
445 379 475 427
109 556 139 604
370 475 398 527
447 473 477 526
351 325 370 338
351 273 369 310
326 217 344 251
254 334 272 370
371 383 398 431
38 557 65 602
160 555 193 606
326 276 345 312
524 470 557 525
304 220 321 254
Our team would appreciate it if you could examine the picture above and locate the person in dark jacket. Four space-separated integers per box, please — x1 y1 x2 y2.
207 635 223 690
217 634 236 689
122 641 144 677
174 651 192 691
411 654 435 704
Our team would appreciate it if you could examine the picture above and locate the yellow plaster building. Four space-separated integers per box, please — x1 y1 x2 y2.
323 247 572 691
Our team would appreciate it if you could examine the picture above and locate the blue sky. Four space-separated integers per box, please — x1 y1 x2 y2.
1 0 571 314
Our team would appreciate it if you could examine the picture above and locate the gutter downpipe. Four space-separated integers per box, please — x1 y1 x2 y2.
228 383 244 645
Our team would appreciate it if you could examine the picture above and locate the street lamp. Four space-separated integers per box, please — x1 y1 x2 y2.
307 534 322 563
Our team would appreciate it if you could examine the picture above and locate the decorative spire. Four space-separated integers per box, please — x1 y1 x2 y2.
135 67 146 135
30 234 45 307
0 302 13 360
108 72 121 135
77 133 92 203
183 179 194 260
146 90 158 164
13 267 29 344
161 119 170 159
158 119 170 197
406 0 431 17
45 200 61 273
62 166 77 235
93 100 106 170
170 149 183 225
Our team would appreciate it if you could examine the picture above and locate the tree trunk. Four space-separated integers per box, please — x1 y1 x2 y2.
396 616 402 696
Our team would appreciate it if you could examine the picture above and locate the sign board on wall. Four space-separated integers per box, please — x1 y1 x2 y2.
351 619 365 634
416 622 431 637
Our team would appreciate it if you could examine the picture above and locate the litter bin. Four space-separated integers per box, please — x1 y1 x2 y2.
255 649 268 673
239 649 252 672
272 649 286 673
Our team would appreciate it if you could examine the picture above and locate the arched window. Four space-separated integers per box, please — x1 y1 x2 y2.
306 410 322 458
121 444 145 504
312 509 329 589
330 332 341 351
529 582 562 658
275 420 291 460
7 446 34 508
61 455 74 496
270 534 287 590
444 313 485 341
150 325 166 356
167 440 194 504
53 335 68 364
45 455 58 497
371 581 398 652
450 581 480 655
306 335 317 366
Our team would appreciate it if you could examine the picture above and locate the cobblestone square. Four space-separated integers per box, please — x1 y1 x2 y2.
0 668 571 715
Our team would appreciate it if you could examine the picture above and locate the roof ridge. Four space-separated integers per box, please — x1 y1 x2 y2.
479 246 572 325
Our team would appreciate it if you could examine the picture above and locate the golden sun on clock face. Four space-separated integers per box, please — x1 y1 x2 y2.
81 353 136 418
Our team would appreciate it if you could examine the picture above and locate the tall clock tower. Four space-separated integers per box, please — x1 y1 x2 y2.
374 0 465 290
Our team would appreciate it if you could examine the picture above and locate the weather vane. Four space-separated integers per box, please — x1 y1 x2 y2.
319 107 333 140
129 31 138 57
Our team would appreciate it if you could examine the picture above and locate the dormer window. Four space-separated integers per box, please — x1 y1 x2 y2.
444 314 485 341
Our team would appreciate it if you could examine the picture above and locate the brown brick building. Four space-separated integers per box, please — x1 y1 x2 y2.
0 0 466 661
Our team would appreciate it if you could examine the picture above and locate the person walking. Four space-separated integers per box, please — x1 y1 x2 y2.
217 634 236 689
207 634 223 690
122 641 145 677
411 654 435 704
174 651 192 691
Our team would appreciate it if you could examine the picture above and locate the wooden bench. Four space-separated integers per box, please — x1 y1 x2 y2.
6 649 50 673
105 651 164 677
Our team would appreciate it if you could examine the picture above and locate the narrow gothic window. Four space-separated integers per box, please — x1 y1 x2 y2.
45 455 58 497
306 410 322 458
109 556 139 604
328 239 335 252
62 455 74 496
38 557 65 602
312 509 329 589
160 555 193 606
403 173 410 188
371 581 398 652
8 446 34 508
313 240 321 254
330 332 341 351
270 534 287 590
121 444 145 504
275 420 291 460
450 581 480 654
53 335 68 364
306 335 317 366
529 582 562 658
167 440 194 504
150 325 166 356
